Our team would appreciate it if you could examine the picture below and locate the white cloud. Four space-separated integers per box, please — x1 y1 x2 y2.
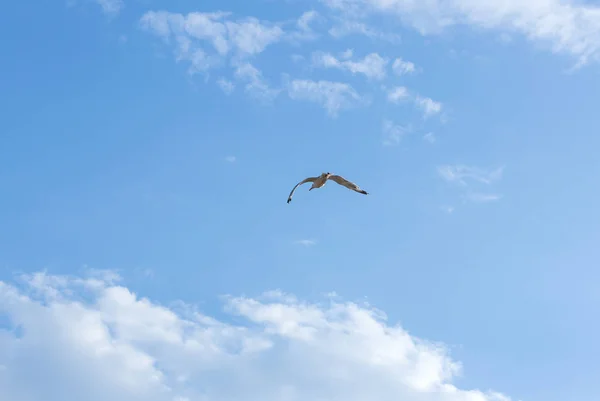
294 239 317 246
233 63 280 101
225 155 236 163
297 10 319 31
387 86 409 103
385 88 443 119
138 7 442 120
0 270 513 401
382 119 410 145
321 0 600 67
415 95 443 118
226 18 283 55
392 57 416 75
311 51 388 80
217 77 235 94
292 10 322 40
140 10 284 73
286 79 364 117
311 51 339 68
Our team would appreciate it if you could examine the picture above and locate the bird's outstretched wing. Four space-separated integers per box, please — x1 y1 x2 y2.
328 174 368 195
287 176 318 203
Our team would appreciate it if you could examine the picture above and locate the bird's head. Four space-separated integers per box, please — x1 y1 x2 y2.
323 172 331 177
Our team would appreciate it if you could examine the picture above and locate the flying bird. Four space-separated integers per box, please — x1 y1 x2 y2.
287 172 368 203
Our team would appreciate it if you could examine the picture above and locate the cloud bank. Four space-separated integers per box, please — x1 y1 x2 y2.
0 270 511 401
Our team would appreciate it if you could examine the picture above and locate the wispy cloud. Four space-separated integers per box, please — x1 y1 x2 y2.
438 164 505 206
96 0 123 14
339 48 354 59
382 119 410 146
0 270 514 401
327 17 401 43
311 51 388 80
217 77 235 94
465 192 502 203
438 165 504 186
423 132 436 144
291 10 322 41
415 95 442 118
140 10 284 73
137 8 421 116
297 10 319 32
294 239 317 246
386 86 409 103
233 62 280 101
137 7 447 124
225 155 236 163
385 87 443 118
286 78 364 117
392 57 416 75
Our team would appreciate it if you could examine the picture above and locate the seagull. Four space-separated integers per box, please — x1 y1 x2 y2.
287 172 368 203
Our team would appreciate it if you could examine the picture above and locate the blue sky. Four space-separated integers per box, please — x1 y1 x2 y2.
2 0 600 400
